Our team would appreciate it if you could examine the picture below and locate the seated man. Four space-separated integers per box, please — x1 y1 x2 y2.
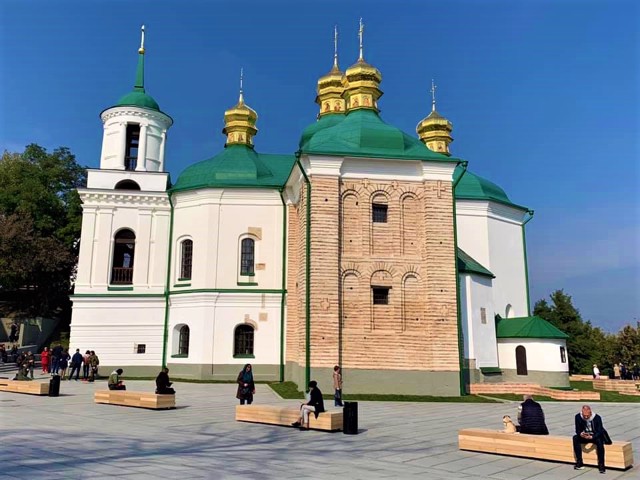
517 394 549 435
155 367 175 394
107 368 126 391
291 380 325 430
573 404 606 474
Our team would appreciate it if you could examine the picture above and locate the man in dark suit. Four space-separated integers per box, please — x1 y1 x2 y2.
573 404 606 474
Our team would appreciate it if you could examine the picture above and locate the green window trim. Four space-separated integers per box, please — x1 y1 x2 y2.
177 277 191 282
173 283 192 288
480 367 502 374
170 354 188 358
237 282 259 286
233 354 255 359
107 286 134 291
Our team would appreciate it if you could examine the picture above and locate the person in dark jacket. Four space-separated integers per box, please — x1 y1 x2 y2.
155 367 175 394
236 364 255 405
291 380 325 430
573 404 606 473
516 395 549 435
68 349 83 381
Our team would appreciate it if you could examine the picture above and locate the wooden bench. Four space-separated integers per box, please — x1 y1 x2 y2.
459 428 634 470
94 390 176 410
0 379 49 396
235 404 343 431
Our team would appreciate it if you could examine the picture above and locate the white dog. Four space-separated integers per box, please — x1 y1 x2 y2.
502 415 517 433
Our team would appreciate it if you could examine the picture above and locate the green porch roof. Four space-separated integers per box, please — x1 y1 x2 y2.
300 109 459 162
454 167 528 210
171 144 295 192
496 315 569 339
457 248 494 278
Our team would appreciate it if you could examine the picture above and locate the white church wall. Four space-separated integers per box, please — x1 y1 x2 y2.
456 201 490 270
498 338 569 372
460 276 471 359
467 275 499 368
86 169 169 192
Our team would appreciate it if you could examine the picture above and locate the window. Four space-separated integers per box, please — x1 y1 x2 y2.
136 344 146 354
125 124 140 171
480 308 487 324
179 325 190 356
372 287 389 305
180 240 193 280
234 325 254 357
240 238 255 276
560 346 566 363
111 229 136 284
114 180 141 191
515 345 528 375
372 203 388 223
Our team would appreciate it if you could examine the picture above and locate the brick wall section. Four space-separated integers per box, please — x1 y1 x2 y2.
285 203 300 364
593 379 640 396
470 383 601 400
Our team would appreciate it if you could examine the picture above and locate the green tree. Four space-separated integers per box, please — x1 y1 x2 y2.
612 325 640 367
0 144 85 316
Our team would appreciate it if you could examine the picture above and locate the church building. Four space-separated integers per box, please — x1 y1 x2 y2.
69 25 570 395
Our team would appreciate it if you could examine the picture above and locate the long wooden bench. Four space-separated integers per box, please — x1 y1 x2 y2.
459 428 634 470
94 390 176 410
235 404 343 431
0 379 49 395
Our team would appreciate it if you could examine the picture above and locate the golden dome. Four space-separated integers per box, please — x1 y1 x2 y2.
416 80 453 155
343 20 383 112
315 27 346 116
222 72 258 147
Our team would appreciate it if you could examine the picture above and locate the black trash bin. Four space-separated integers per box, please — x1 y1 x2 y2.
343 401 358 434
49 374 61 397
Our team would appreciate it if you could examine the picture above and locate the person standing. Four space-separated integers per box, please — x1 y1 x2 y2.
108 368 126 390
516 395 549 435
333 365 344 407
236 364 255 405
51 343 63 375
633 363 639 381
155 367 175 394
82 350 91 380
68 349 83 381
26 351 35 379
58 349 70 379
573 404 606 473
88 350 100 382
291 381 325 430
41 347 50 374
613 363 621 379
9 321 18 343
592 364 600 379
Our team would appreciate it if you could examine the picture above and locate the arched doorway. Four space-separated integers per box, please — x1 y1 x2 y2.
515 345 528 375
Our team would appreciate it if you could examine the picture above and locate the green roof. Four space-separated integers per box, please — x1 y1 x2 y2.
299 113 345 149
457 248 494 278
116 90 160 111
454 167 528 210
300 109 458 162
496 315 569 339
171 144 295 192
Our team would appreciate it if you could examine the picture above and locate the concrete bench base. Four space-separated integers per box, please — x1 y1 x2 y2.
0 379 49 395
236 404 343 431
459 428 634 470
94 391 176 410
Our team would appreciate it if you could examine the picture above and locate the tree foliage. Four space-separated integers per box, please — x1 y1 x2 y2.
0 144 86 316
534 289 639 374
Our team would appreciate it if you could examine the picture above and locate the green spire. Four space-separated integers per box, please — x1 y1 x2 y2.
134 25 145 92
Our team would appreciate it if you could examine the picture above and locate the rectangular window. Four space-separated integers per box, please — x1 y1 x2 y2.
240 238 255 276
372 203 388 223
125 124 140 171
560 346 566 363
136 344 146 354
372 287 389 305
480 307 487 324
180 240 193 280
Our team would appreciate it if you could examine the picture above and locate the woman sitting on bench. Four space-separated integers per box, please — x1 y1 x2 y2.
291 380 325 430
108 368 126 390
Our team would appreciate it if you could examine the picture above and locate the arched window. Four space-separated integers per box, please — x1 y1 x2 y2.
125 124 140 170
516 345 528 375
180 239 193 280
111 229 135 284
179 325 190 356
234 325 254 357
240 238 255 276
114 180 141 191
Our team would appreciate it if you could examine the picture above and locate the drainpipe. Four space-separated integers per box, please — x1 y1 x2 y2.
295 153 311 390
161 193 175 368
278 189 288 382
452 160 468 396
521 209 535 315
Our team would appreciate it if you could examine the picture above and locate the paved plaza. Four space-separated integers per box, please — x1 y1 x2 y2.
1 374 638 479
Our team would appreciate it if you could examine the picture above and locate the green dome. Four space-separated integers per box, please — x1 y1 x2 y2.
116 90 160 111
300 109 454 162
455 167 527 209
299 113 344 149
172 145 295 192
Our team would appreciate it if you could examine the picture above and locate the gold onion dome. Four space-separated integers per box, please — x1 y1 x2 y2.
416 79 453 156
223 69 258 147
316 26 346 116
343 19 383 112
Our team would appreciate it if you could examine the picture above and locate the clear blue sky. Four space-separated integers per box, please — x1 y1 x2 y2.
1 0 638 332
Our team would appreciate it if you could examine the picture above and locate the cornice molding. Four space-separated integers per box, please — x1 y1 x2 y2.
101 107 172 128
456 199 525 224
78 189 170 208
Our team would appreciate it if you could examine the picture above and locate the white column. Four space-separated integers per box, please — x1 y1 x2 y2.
158 130 167 172
118 122 127 170
136 124 148 171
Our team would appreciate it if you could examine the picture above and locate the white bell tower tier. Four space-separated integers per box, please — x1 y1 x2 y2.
88 25 173 193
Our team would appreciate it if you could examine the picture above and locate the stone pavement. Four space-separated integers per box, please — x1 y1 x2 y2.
0 374 638 479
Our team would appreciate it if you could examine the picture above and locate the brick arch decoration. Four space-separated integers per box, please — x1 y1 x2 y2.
341 192 361 256
401 270 423 332
399 191 422 256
